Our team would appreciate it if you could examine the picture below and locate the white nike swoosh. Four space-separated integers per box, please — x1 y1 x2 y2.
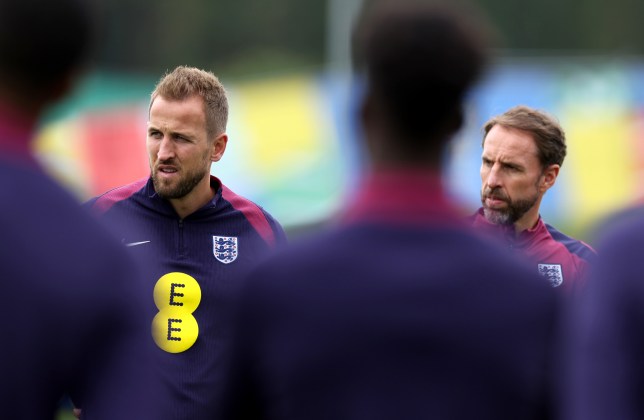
124 240 151 247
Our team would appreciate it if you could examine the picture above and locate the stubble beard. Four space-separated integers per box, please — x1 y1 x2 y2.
481 187 539 226
151 155 211 200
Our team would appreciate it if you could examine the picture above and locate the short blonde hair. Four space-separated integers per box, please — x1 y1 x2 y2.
151 66 228 138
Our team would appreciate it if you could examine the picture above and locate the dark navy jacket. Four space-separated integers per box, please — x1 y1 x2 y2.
0 106 155 419
221 169 558 420
562 205 644 420
86 176 286 419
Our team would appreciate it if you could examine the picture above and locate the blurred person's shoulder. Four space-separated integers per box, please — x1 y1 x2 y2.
244 221 553 297
591 202 644 245
582 204 644 302
0 160 139 286
589 203 644 271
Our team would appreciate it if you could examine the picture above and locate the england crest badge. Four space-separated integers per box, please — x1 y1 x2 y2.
213 236 238 264
537 263 563 287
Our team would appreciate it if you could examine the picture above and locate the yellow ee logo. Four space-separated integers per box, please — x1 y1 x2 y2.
151 272 201 353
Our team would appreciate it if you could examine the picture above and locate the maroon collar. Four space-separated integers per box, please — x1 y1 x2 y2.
0 100 38 165
341 168 465 226
471 207 547 247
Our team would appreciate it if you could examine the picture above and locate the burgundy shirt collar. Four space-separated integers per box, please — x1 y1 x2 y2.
472 207 547 247
0 99 38 166
341 168 465 226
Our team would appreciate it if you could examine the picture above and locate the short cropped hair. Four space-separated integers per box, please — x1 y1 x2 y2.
483 105 567 168
352 0 489 151
151 66 228 138
0 0 94 96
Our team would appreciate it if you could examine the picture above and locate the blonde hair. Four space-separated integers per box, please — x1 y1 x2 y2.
151 66 228 138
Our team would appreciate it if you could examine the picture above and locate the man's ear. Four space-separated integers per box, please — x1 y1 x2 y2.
211 133 228 162
540 164 560 192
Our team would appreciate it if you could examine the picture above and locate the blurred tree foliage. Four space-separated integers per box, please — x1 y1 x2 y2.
480 0 644 54
94 0 326 79
91 0 644 79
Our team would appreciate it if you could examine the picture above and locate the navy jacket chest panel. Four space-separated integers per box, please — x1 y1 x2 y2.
122 214 269 299
107 198 273 284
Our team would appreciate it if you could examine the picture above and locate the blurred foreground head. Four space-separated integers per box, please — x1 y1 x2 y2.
0 0 94 113
352 0 490 167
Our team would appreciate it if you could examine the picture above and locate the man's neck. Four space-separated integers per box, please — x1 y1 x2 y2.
512 211 540 237
169 178 215 219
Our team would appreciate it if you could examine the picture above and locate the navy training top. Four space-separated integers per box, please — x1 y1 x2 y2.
0 105 156 419
221 169 559 420
86 175 286 419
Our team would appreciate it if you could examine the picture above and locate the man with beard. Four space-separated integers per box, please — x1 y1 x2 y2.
471 105 595 292
84 66 286 419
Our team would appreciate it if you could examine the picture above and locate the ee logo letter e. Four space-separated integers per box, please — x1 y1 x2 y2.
152 272 201 353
